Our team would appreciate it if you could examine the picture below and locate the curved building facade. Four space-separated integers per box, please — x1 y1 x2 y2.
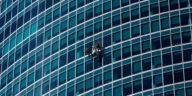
0 0 192 96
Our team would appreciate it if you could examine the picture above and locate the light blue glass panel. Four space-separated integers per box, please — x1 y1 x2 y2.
10 37 16 49
31 22 37 34
24 27 30 39
17 32 23 44
3 43 9 55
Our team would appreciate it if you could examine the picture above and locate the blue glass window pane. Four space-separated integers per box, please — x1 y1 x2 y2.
151 20 160 32
59 71 66 84
171 33 181 45
131 8 139 20
68 50 75 63
52 25 59 37
113 49 121 62
141 6 149 17
112 0 120 9
42 80 49 94
14 65 20 77
113 86 122 96
123 64 131 77
175 89 184 96
122 28 130 40
76 64 84 76
68 33 75 45
39 1 45 13
132 43 140 55
133 80 142 93
46 12 52 24
69 16 76 28
85 25 93 37
94 74 102 87
170 0 179 10
44 46 50 58
160 1 168 12
163 72 173 85
104 89 112 96
131 25 140 37
142 58 151 71
103 1 111 13
52 41 59 53
21 61 27 73
143 77 152 90
112 14 120 26
51 76 58 89
51 59 58 71
30 38 36 51
174 69 184 83
150 3 159 15
29 55 35 67
68 68 75 80
77 29 84 41
122 46 131 59
28 72 34 85
31 6 37 18
142 40 150 52
53 8 60 20
161 18 170 30
183 49 192 62
94 5 102 16
161 35 171 47
113 67 121 80
162 53 172 66
132 61 141 74
77 0 84 7
69 0 76 11
103 17 111 30
46 0 52 9
153 74 162 87
60 20 67 32
104 52 111 65
180 0 188 8
45 29 51 40
35 68 42 81
38 17 44 29
35 86 41 96
173 51 182 64
152 56 161 68
61 4 68 16
85 60 93 72
76 82 84 94
20 78 26 90
76 46 84 59
103 34 111 47
185 67 192 80
152 37 161 50
141 23 150 35
59 54 66 67
60 37 67 49
24 28 30 39
85 78 93 91
113 31 121 43
77 12 84 24
104 71 112 84
123 83 132 95
43 63 50 76
13 83 19 95
182 31 191 43
171 16 180 27
86 8 93 20
67 86 74 96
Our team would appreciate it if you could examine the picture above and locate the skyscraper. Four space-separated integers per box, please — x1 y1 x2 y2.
0 0 192 96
